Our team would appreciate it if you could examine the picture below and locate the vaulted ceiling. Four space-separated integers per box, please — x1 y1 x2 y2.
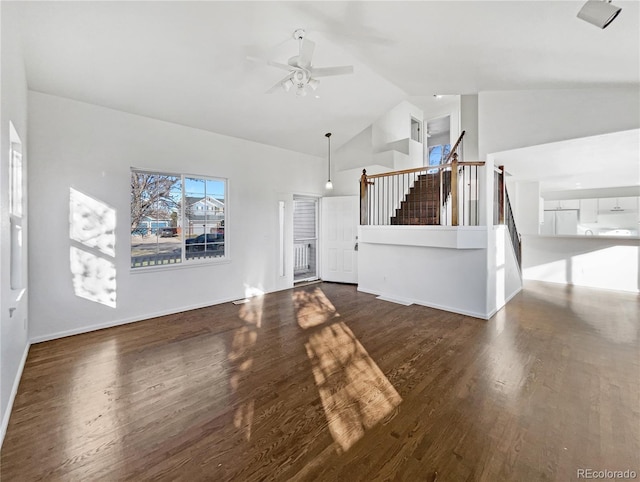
8 1 640 157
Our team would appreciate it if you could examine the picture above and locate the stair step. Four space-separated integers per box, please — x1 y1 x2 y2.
399 203 439 211
390 217 439 225
404 196 439 204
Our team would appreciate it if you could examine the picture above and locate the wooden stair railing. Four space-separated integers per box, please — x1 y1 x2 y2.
389 170 450 225
360 131 487 226
504 187 522 269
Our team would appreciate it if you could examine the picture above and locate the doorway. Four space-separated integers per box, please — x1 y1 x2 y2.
426 115 451 168
293 197 319 283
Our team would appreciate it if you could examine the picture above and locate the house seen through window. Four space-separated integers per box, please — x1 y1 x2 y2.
130 170 226 268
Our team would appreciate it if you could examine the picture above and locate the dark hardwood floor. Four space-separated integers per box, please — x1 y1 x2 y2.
1 281 638 481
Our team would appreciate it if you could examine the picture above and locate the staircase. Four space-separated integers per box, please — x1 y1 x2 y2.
390 171 451 225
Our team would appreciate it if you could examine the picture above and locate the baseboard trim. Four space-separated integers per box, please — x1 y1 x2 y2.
30 295 244 344
486 285 523 319
31 280 310 344
1 342 30 449
358 287 490 320
376 295 413 306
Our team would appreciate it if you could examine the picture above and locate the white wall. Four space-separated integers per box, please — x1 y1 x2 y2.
28 92 325 342
544 186 640 201
1 3 30 445
414 95 461 147
333 126 373 172
486 226 522 318
514 181 541 235
358 225 490 318
460 95 479 161
358 242 488 318
358 242 486 318
372 100 424 170
522 235 639 293
329 164 390 198
478 87 640 159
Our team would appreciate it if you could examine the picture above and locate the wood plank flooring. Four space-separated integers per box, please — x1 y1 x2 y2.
1 281 639 481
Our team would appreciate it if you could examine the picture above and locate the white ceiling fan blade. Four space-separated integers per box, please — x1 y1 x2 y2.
268 59 298 72
310 65 354 78
247 56 296 72
265 74 293 94
298 38 315 68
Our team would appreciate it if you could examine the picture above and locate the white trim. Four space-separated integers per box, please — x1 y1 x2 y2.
357 287 491 320
130 257 231 274
485 285 523 319
1 342 30 448
30 295 240 344
30 279 314 344
376 295 413 306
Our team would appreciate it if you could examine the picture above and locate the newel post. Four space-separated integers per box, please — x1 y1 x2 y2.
451 153 459 226
360 169 368 225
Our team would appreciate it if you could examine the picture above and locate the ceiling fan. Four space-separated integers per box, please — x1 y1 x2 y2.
250 29 354 96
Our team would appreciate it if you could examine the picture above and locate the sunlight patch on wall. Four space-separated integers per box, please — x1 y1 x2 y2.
69 188 117 307
571 246 638 293
70 246 116 308
70 188 116 257
305 321 402 452
523 259 567 284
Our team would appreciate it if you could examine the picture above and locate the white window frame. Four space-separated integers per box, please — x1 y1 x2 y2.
130 169 229 271
9 122 24 290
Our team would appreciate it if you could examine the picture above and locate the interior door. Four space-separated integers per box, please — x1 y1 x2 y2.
321 196 358 284
555 210 578 235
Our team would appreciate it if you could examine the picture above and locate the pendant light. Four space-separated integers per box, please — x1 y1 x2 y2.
325 132 333 190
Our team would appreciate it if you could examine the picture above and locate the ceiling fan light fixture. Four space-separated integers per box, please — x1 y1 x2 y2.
577 0 621 29
281 78 294 92
256 28 354 96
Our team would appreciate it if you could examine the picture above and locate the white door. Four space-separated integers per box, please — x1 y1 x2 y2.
541 211 556 235
321 196 359 284
555 210 578 235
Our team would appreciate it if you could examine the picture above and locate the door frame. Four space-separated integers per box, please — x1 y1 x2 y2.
293 195 320 283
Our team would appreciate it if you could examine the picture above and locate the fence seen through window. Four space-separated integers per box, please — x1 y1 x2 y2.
130 170 226 268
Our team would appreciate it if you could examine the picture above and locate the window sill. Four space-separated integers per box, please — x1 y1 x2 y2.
130 256 231 274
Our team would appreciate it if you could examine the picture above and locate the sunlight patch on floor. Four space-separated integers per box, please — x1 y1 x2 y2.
294 287 339 329
305 322 402 452
227 295 263 441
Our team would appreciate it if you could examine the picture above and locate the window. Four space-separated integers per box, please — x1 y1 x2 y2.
9 122 23 290
130 170 226 269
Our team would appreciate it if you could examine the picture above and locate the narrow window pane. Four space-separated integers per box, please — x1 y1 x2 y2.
184 177 225 260
131 172 181 268
10 144 23 218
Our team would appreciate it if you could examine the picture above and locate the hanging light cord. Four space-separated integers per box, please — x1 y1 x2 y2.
325 132 332 182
